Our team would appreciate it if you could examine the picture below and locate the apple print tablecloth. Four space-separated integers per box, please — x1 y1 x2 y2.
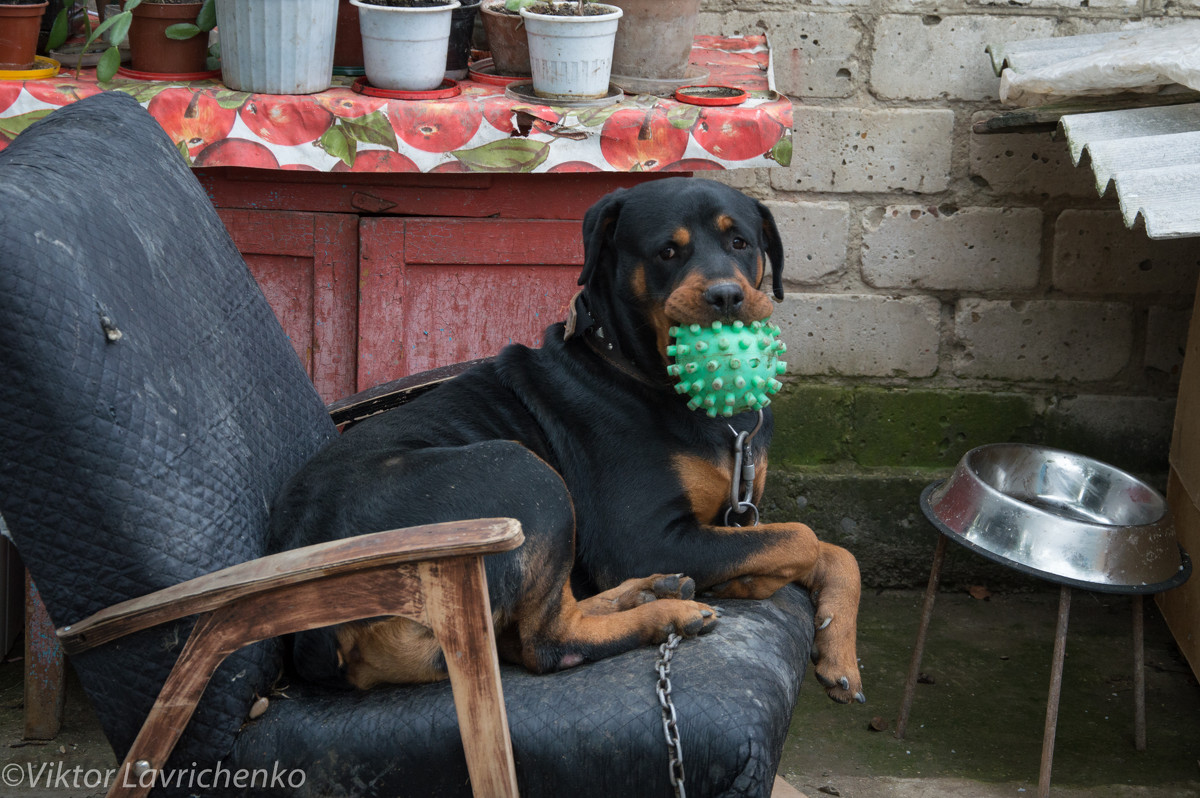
0 36 791 173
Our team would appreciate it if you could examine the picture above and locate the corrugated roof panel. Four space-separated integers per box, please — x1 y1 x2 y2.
1108 164 1200 239
986 29 1166 76
987 27 1200 239
1056 103 1200 238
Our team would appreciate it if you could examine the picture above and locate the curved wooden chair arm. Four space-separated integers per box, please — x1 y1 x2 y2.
58 517 523 655
63 517 523 798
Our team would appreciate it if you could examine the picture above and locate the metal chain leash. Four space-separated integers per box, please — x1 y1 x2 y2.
656 632 686 798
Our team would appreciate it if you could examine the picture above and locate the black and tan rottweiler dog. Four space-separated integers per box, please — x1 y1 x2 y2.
269 177 864 704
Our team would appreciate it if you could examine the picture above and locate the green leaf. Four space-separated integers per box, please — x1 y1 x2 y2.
96 46 122 83
90 10 132 48
574 105 621 128
213 89 250 109
124 0 143 11
338 111 399 150
112 82 163 103
768 136 793 167
666 104 700 130
165 23 200 41
197 0 216 31
176 138 193 165
46 9 70 52
451 139 549 172
0 109 53 142
319 126 356 168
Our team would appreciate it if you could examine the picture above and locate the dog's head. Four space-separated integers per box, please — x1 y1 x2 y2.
568 178 784 378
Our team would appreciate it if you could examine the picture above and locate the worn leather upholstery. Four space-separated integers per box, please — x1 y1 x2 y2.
0 91 815 798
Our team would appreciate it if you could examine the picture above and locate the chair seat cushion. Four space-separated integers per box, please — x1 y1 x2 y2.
227 587 814 798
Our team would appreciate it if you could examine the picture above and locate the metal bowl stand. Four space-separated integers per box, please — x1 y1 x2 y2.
895 508 1189 797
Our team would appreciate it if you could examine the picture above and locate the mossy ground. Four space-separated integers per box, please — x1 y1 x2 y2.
779 590 1200 797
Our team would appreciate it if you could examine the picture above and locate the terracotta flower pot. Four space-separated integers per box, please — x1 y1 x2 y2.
128 1 208 74
479 1 527 77
0 1 48 70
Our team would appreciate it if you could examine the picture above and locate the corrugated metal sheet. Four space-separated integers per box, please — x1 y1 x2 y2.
1059 103 1200 239
987 30 1200 240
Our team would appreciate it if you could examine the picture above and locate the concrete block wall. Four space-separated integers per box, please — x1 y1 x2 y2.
698 1 1200 586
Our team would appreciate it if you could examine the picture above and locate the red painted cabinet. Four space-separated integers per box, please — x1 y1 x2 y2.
204 171 653 403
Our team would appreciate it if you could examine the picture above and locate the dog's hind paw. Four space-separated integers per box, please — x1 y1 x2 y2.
814 663 865 704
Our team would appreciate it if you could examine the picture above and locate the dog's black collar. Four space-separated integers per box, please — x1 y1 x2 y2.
564 291 662 389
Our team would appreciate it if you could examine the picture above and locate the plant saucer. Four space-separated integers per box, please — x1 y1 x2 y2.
352 76 462 100
0 57 60 81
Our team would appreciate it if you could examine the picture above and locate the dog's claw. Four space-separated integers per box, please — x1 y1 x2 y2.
817 616 832 631
701 609 713 618
855 692 866 704
838 676 850 690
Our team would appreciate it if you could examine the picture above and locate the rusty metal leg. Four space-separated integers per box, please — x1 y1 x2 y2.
1038 585 1071 798
895 534 947 739
1132 594 1146 752
24 572 65 740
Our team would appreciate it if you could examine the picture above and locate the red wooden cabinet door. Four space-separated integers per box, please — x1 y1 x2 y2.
217 209 359 404
359 217 584 389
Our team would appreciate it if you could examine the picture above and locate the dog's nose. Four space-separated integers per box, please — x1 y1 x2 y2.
703 282 744 315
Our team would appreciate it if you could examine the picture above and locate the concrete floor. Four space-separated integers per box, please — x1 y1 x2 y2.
1 589 1198 798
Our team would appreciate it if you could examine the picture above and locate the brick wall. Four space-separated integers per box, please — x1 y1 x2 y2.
697 2 1200 585
699 0 1200 466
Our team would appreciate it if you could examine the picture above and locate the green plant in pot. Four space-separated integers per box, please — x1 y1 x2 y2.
45 0 214 80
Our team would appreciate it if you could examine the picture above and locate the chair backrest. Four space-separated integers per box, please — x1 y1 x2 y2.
0 92 337 767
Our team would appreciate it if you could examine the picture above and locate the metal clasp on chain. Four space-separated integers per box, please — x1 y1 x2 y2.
724 409 764 527
656 633 686 798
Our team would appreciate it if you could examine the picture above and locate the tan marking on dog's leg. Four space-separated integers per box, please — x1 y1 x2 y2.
699 521 863 703
516 583 716 672
336 618 446 689
577 573 697 615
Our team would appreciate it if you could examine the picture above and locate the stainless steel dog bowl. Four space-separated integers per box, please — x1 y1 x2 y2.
922 443 1191 593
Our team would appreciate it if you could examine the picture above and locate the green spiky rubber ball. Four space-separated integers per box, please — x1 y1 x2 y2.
666 320 787 418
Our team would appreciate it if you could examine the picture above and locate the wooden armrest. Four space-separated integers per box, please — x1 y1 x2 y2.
326 358 489 428
58 517 523 655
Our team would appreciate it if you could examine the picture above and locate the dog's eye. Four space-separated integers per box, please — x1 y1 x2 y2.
659 246 678 261
731 237 749 251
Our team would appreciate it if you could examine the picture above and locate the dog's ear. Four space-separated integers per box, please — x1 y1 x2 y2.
579 188 627 288
756 199 785 300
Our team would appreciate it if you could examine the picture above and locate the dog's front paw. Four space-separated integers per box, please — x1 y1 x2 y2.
655 600 720 640
811 618 865 704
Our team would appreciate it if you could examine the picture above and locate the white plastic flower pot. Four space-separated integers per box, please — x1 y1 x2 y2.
217 0 339 94
352 0 461 92
519 3 622 100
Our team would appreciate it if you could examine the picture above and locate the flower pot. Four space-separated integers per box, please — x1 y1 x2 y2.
333 0 363 71
444 0 480 80
479 1 527 77
609 0 698 81
217 0 339 94
351 0 459 92
128 1 208 74
519 2 621 101
0 1 47 70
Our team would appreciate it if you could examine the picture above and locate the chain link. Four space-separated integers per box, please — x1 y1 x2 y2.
656 633 686 798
